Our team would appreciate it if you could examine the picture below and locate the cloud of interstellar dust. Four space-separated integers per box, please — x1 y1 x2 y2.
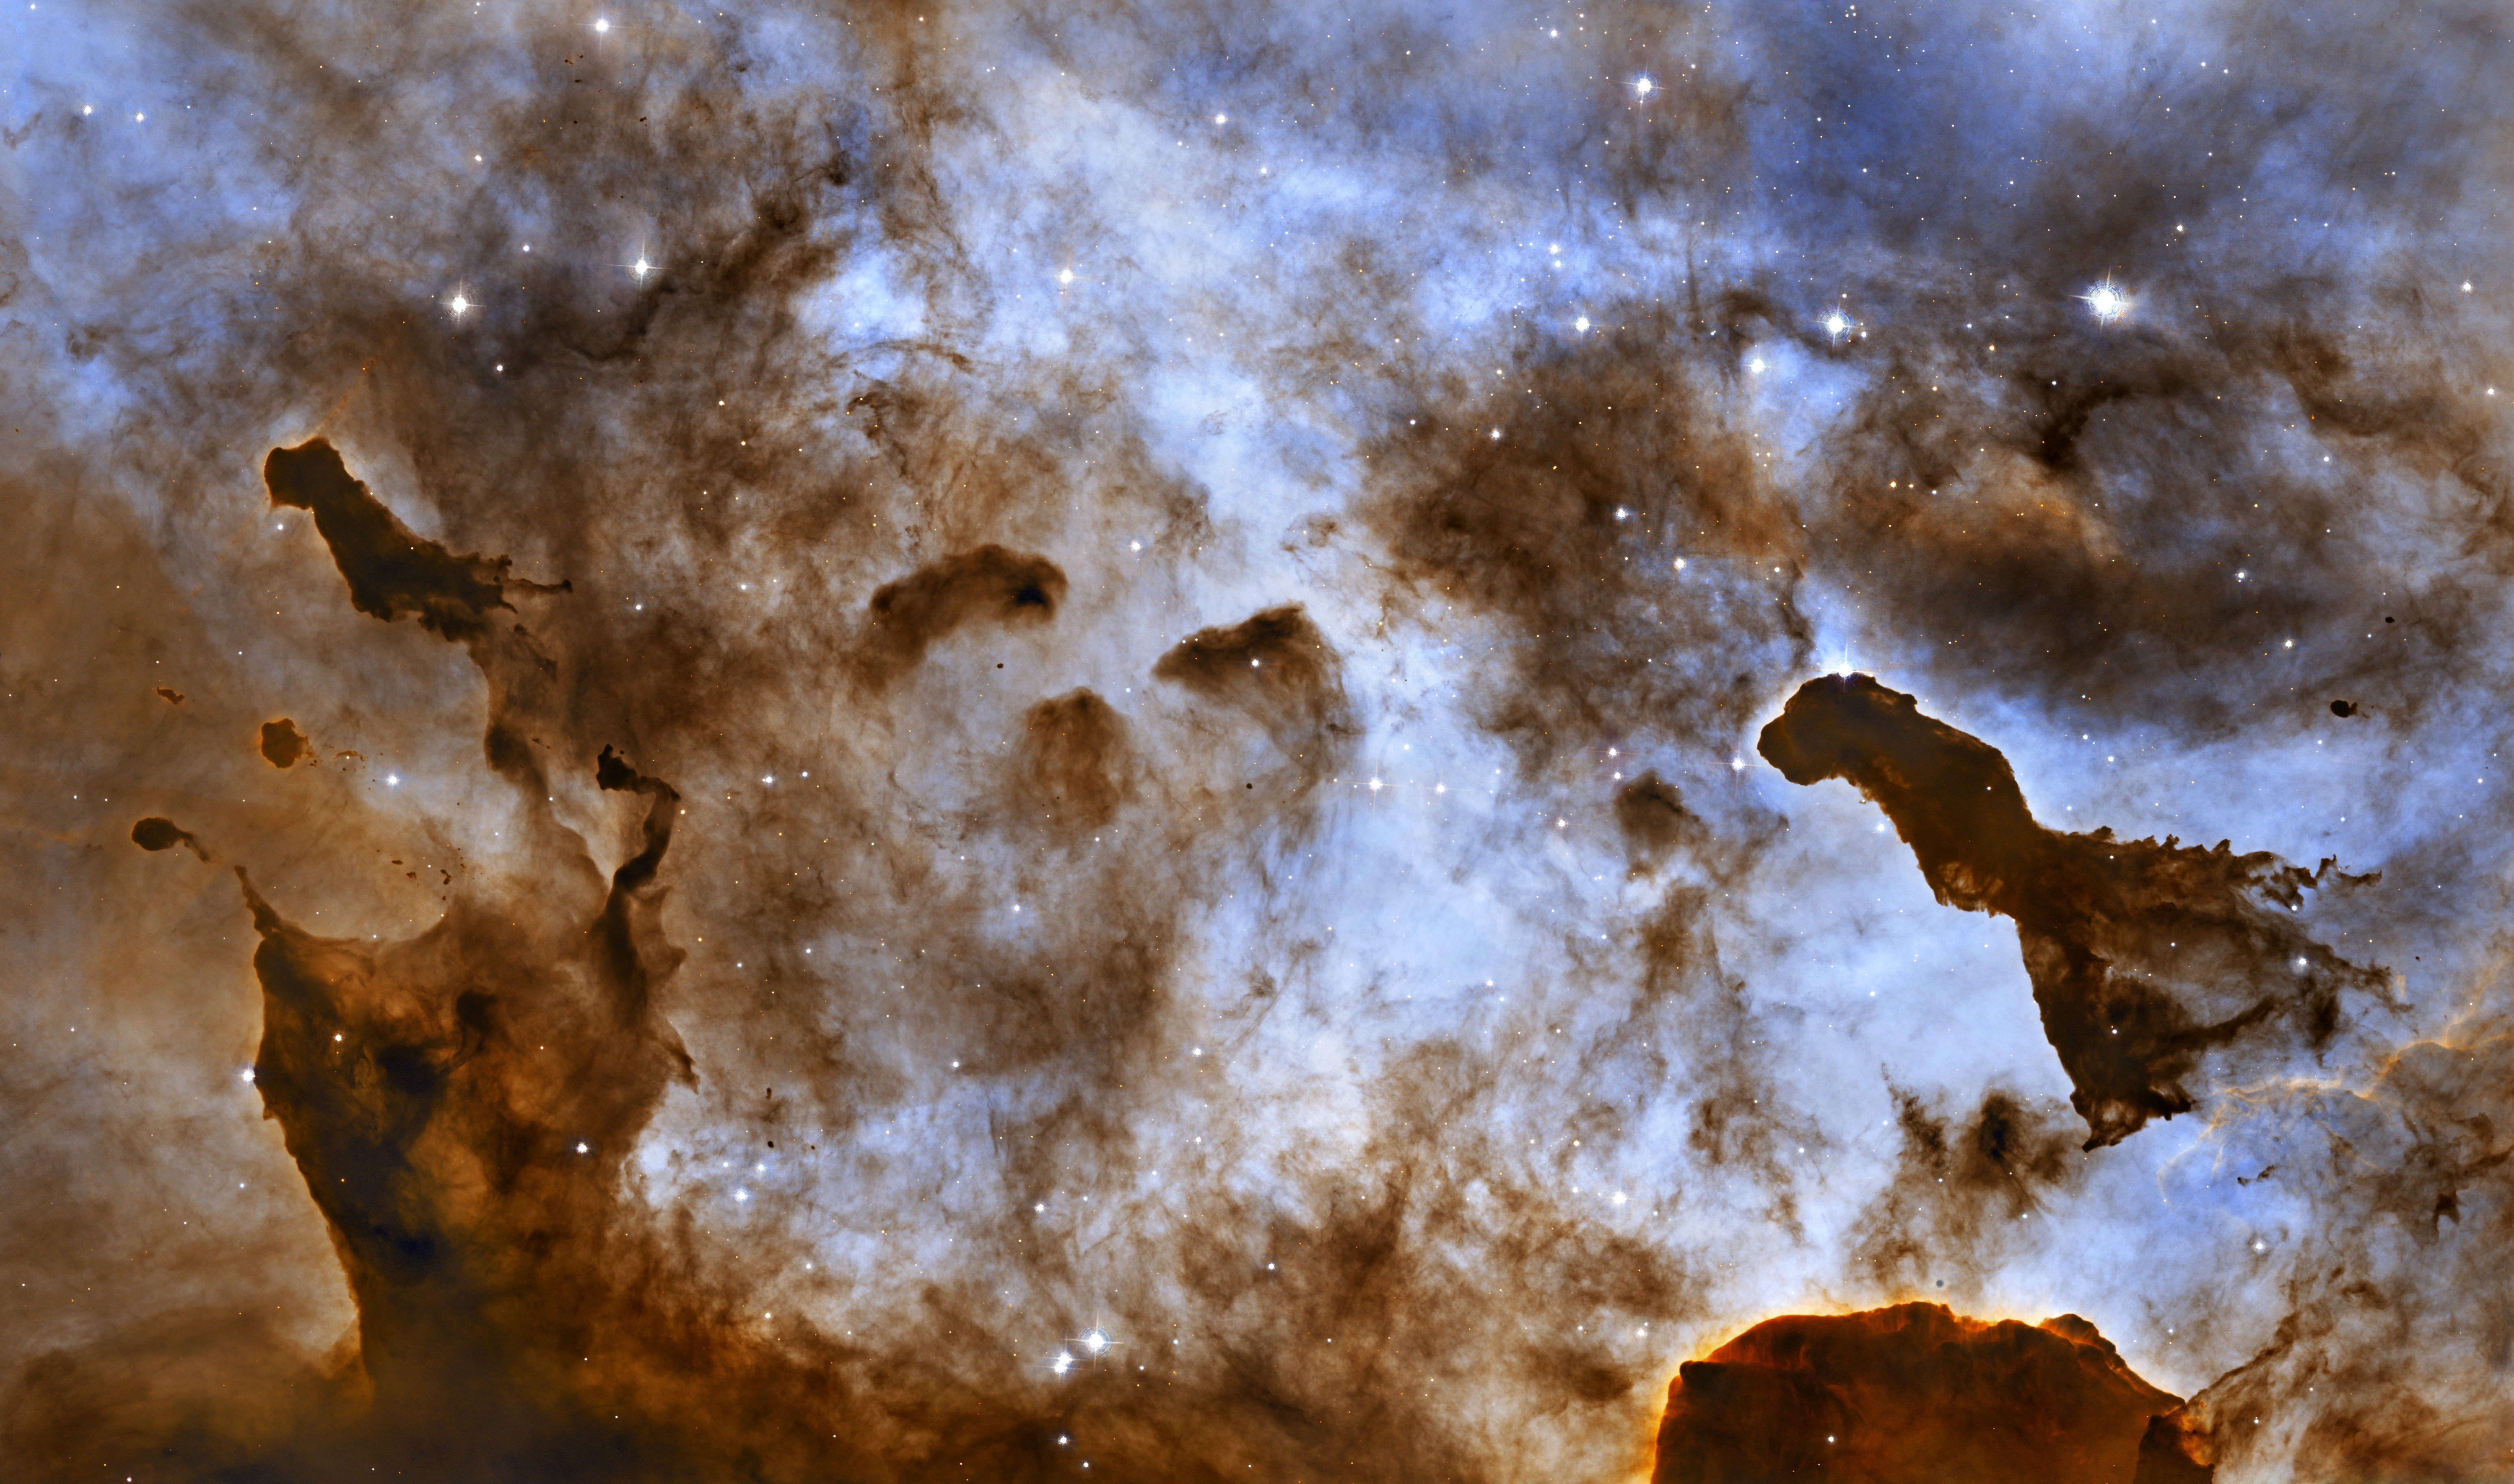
1759 673 2396 1148
7 0 2514 1480
1652 1302 2181 1484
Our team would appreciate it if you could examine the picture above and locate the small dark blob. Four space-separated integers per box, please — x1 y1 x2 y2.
2134 1409 2219 1483
594 743 646 794
1653 1303 2185 1484
130 817 204 859
1017 690 1135 834
2385 615 2394 623
259 718 312 768
152 686 184 705
857 546 1067 685
262 438 514 642
1613 770 1703 869
1757 673 2389 1147
2331 700 2358 717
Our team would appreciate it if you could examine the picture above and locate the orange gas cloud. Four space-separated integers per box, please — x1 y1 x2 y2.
1653 1303 2185 1484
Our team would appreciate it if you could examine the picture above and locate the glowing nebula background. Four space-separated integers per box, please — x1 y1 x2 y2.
4 0 2512 1478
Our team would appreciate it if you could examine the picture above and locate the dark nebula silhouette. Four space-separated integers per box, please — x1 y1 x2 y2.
262 440 522 643
131 816 206 859
1759 674 2391 1147
1653 1303 2183 1484
857 545 1069 687
1015 689 1137 835
258 718 312 768
10 2 2514 1479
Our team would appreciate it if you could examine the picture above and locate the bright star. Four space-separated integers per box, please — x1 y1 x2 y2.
633 256 651 278
594 15 609 31
1634 76 1654 96
2083 278 2130 323
1824 310 1849 339
447 294 470 316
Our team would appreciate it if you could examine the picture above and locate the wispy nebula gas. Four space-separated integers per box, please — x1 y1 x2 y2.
4 0 2511 1479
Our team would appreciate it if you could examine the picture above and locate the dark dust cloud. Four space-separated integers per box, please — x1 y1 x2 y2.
1652 1302 2178 1483
2 0 2510 1479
